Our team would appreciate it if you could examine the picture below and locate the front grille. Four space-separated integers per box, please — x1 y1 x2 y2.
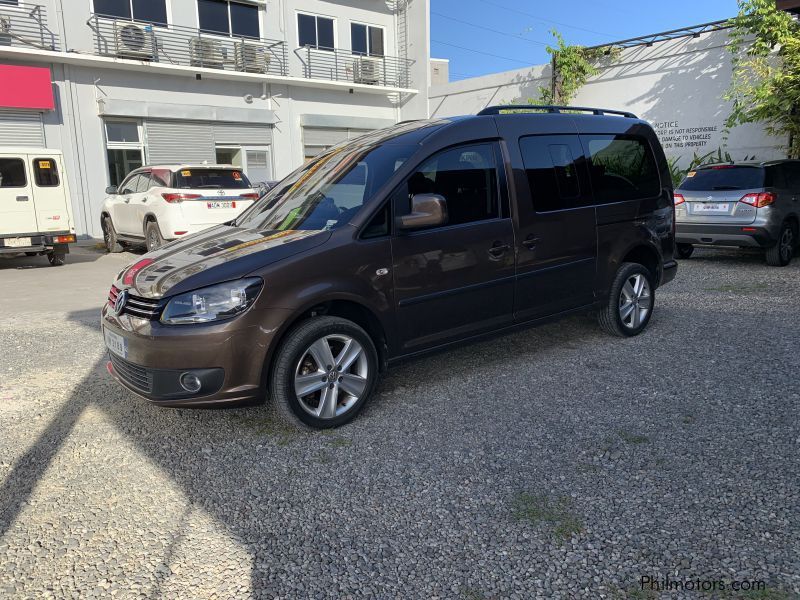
109 353 154 394
108 285 163 320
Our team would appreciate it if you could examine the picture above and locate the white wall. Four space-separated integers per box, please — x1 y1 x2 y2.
429 28 785 167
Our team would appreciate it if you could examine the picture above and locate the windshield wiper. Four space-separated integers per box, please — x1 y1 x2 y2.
711 186 743 191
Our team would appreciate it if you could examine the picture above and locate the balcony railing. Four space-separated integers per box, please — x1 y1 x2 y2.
0 1 59 51
88 15 288 77
295 46 413 89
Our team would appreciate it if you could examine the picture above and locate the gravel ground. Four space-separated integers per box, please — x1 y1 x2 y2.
0 246 798 599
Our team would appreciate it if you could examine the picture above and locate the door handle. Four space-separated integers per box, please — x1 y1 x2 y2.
16 196 29 202
488 241 510 259
522 236 540 250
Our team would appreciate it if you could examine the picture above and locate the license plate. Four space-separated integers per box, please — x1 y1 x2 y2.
207 201 234 209
694 203 729 213
104 328 128 359
5 237 32 248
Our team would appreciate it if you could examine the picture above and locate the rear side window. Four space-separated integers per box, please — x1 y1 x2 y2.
135 173 152 193
679 167 764 191
582 135 660 203
175 169 252 190
783 162 800 189
519 135 588 212
33 158 60 187
0 158 27 188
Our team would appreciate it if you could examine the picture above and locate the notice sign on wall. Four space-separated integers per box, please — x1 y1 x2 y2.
652 121 719 151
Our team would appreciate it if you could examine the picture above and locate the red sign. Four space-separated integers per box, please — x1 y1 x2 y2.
0 65 55 111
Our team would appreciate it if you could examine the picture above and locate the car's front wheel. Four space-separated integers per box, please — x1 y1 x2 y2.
269 316 379 429
765 221 795 267
598 262 655 337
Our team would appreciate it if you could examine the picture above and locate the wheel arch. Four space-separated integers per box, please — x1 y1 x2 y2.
620 243 662 285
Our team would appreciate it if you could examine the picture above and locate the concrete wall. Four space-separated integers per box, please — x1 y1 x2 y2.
429 28 785 167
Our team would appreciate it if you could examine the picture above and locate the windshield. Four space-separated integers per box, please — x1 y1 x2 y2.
174 168 252 190
679 167 764 191
236 141 416 232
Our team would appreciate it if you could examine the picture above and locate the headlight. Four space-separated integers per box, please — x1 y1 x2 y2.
161 278 263 325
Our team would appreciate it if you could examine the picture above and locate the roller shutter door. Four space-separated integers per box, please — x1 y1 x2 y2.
303 127 372 158
213 122 273 146
144 120 215 164
0 110 45 147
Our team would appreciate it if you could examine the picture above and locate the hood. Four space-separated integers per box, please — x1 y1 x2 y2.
123 225 331 298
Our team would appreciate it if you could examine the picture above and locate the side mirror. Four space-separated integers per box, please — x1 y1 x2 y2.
396 194 448 231
105 186 118 195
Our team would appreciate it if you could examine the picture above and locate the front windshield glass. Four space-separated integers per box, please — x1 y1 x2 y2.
236 138 417 232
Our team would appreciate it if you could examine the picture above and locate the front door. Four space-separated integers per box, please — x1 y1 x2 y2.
28 155 71 233
391 142 516 352
509 133 597 321
0 155 36 235
114 173 143 235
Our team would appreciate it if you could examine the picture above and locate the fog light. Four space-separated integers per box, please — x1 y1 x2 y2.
179 372 202 393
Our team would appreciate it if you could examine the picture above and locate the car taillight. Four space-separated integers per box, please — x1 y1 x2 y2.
55 234 76 243
162 193 202 203
239 193 259 200
739 192 775 208
673 193 685 206
122 258 154 286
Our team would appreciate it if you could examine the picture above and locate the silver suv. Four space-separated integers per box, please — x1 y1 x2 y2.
674 161 800 266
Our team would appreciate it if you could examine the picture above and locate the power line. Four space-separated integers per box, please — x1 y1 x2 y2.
473 0 621 40
431 39 534 65
431 11 550 46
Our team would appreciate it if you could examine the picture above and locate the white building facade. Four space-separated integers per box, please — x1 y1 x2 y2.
0 0 430 237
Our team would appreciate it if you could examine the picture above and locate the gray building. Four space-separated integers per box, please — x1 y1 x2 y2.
0 0 430 237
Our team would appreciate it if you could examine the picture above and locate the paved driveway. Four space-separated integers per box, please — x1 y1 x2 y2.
0 245 798 599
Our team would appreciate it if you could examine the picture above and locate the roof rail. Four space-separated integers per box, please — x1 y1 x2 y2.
477 105 638 119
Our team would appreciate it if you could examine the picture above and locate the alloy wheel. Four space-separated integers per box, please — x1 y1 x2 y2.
294 334 369 420
618 273 652 329
780 227 794 262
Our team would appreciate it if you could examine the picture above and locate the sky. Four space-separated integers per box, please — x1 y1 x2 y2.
431 0 740 81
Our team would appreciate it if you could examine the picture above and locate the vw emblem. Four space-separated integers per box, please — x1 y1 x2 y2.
114 289 129 315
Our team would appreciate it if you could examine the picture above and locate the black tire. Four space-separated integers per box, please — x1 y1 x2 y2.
765 221 795 267
102 216 123 253
675 243 694 259
47 252 65 267
598 262 655 337
269 316 379 430
145 220 164 252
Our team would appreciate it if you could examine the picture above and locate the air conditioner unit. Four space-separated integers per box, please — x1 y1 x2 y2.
190 38 225 69
235 41 270 73
353 56 383 85
114 21 154 59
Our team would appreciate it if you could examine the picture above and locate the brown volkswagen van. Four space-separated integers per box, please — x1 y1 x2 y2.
102 106 678 428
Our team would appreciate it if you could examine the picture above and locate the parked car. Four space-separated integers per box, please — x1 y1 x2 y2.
100 165 260 252
102 106 677 429
0 148 76 266
674 160 800 265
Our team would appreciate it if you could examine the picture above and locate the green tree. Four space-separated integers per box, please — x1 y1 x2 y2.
536 30 610 105
725 0 800 158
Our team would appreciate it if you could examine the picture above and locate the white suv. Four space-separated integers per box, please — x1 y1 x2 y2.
100 165 260 252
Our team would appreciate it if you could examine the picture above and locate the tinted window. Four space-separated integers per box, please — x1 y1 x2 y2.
33 158 59 187
783 162 800 189
0 158 26 188
317 17 334 49
94 0 131 19
298 14 316 47
583 135 660 203
520 135 587 212
765 165 786 188
198 0 229 35
135 172 151 193
679 167 765 191
351 23 367 55
398 144 499 227
351 23 384 57
151 168 171 187
369 27 384 56
132 0 167 25
120 174 140 194
362 203 390 239
230 2 259 38
174 168 252 190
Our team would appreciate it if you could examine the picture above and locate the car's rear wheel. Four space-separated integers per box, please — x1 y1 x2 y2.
102 216 123 253
676 243 694 259
765 221 795 267
47 252 65 267
145 220 164 252
598 262 655 337
269 316 379 429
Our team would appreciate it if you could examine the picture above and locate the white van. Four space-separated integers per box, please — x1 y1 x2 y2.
0 149 76 266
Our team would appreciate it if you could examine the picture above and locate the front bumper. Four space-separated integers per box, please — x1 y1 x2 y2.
101 302 292 407
675 223 774 248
